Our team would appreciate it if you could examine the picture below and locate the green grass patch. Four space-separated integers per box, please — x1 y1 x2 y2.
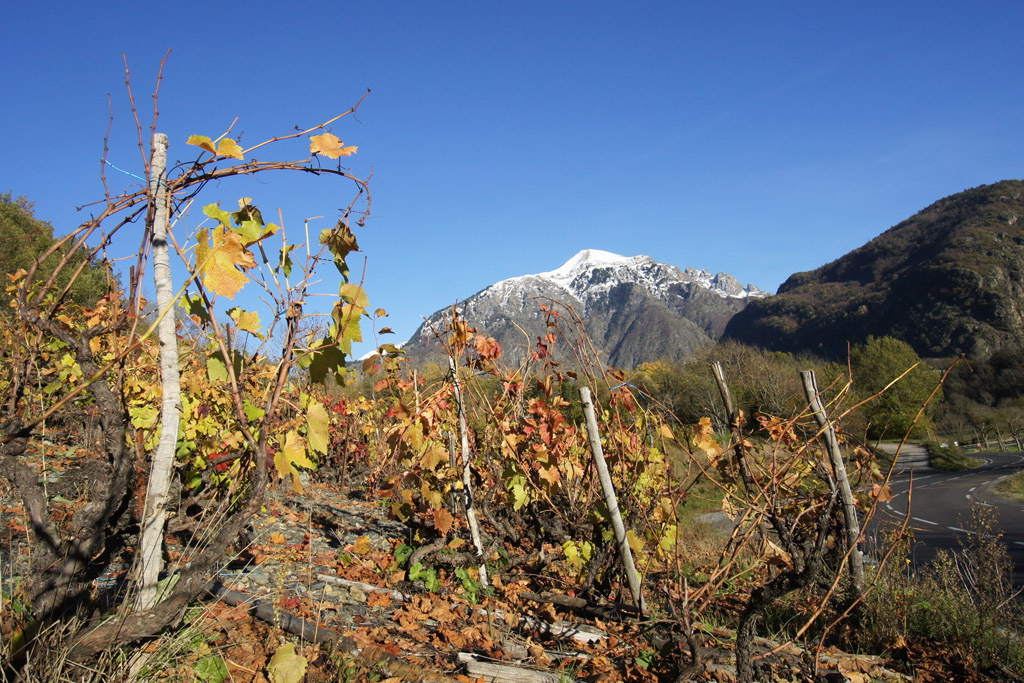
994 471 1024 502
676 472 724 524
926 441 979 471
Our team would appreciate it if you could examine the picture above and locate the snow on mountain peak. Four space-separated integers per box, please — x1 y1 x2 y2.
541 249 638 283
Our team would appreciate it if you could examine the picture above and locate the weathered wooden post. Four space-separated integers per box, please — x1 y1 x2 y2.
579 386 646 612
137 133 180 611
800 369 865 594
449 355 489 588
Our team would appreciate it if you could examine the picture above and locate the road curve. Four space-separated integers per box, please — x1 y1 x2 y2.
870 445 1024 585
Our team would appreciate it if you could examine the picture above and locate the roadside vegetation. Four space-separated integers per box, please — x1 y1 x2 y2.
926 441 979 471
995 472 1024 502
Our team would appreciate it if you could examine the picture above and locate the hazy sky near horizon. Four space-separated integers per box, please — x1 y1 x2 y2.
3 2 1024 355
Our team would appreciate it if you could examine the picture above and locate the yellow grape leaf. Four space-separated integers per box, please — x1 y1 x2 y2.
625 529 644 555
659 524 678 553
309 132 357 159
339 283 368 307
352 535 371 555
228 307 262 334
562 541 582 571
195 227 254 300
267 642 307 683
660 423 675 440
419 443 446 471
216 138 244 159
129 404 158 430
305 399 329 455
281 430 315 470
374 308 387 317
511 480 529 511
186 134 216 154
268 532 287 545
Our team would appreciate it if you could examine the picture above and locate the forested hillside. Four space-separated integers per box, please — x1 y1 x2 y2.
725 180 1024 359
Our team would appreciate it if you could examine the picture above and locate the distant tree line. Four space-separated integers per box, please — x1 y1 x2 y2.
631 336 944 444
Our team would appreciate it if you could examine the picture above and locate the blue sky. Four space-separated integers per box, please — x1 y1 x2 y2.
3 2 1024 356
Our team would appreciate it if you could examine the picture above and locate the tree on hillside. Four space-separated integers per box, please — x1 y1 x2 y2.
0 192 109 307
633 341 812 430
850 335 942 439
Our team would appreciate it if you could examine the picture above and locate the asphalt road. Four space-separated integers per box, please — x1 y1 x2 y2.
871 445 1024 585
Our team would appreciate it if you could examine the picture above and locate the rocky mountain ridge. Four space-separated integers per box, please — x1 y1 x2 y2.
402 249 767 368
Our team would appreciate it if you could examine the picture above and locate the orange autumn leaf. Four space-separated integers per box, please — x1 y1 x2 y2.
870 483 894 503
366 591 391 609
433 508 454 536
309 132 357 159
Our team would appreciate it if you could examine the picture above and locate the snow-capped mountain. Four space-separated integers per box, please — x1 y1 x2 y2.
405 249 768 369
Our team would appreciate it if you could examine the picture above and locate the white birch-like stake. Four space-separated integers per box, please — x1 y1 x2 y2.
136 133 181 611
800 369 865 594
448 355 488 588
579 387 646 612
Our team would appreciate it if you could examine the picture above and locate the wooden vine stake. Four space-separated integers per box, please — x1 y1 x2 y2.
800 370 865 594
579 386 646 612
136 133 180 611
448 355 488 588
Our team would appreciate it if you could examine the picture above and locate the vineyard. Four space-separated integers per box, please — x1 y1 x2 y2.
1 74 1021 683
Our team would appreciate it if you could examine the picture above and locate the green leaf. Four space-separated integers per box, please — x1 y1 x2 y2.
306 340 348 385
338 283 368 308
267 643 307 683
331 303 363 354
202 203 232 228
194 655 229 683
318 221 359 280
179 293 212 325
206 354 228 383
228 307 262 336
394 543 413 565
206 350 243 383
232 198 264 227
277 244 296 277
243 400 265 423
129 404 158 430
232 219 263 244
